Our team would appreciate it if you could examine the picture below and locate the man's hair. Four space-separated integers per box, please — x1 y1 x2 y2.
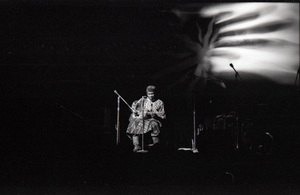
146 85 156 93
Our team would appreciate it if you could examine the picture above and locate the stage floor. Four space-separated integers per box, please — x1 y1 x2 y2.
2 143 300 195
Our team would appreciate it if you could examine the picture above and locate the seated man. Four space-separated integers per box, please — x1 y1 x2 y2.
126 85 166 152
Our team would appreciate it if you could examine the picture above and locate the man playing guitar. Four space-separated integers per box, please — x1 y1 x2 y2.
126 85 166 152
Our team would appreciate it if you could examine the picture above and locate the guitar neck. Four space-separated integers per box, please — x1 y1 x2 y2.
134 110 163 114
131 110 164 119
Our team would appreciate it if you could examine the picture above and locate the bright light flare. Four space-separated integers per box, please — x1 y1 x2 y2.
201 3 299 85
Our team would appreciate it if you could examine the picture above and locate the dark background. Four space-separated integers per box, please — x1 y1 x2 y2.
1 1 299 194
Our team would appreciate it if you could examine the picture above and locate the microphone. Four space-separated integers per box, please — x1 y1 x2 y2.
114 90 118 94
229 63 234 68
142 96 147 99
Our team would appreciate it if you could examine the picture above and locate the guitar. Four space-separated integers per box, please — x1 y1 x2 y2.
130 109 164 119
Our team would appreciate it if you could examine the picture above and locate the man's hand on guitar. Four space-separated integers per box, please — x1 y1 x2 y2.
131 110 161 119
145 113 151 119
134 111 139 117
145 111 156 119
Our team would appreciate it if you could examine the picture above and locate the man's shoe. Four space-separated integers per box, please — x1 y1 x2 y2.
133 146 141 152
148 137 159 147
147 143 156 147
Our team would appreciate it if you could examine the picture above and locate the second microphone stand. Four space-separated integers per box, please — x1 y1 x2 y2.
178 76 199 153
294 66 300 90
229 63 248 150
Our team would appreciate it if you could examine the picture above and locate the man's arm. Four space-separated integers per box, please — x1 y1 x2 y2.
155 100 166 119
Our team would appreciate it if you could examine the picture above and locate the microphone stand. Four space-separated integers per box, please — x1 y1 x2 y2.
192 78 199 153
294 66 300 90
114 90 134 112
116 96 120 145
229 63 244 150
178 76 199 153
230 64 248 89
114 90 134 146
137 96 148 153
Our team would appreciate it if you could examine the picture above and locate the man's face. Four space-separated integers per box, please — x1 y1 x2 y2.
147 92 155 101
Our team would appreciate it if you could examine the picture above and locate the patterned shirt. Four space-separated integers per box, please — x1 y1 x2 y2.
126 97 165 135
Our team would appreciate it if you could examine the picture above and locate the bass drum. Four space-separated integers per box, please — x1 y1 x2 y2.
241 119 253 151
256 132 274 155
